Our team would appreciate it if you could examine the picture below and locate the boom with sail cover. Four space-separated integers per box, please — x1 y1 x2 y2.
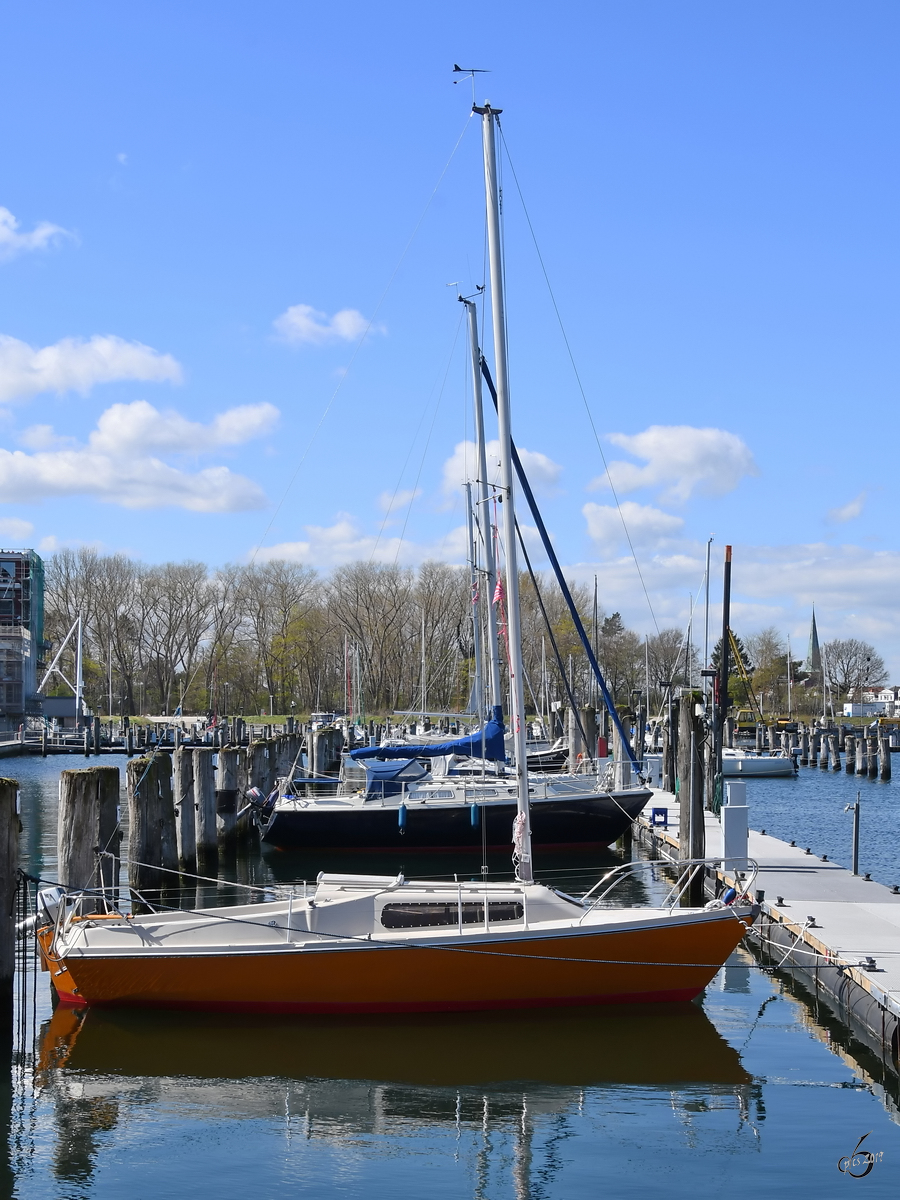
349 705 506 763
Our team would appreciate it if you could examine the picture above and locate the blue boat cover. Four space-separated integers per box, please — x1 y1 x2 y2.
350 706 506 763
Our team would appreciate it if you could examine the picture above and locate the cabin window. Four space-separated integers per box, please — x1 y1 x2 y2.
380 901 524 929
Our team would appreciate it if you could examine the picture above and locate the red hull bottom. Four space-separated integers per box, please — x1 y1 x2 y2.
268 840 613 854
53 985 702 1013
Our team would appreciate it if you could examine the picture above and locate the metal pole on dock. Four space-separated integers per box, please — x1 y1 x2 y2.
849 791 861 876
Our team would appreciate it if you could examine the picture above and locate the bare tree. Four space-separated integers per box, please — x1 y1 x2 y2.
824 638 888 700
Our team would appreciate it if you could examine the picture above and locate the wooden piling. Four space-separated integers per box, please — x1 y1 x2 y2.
755 724 763 752
845 733 856 773
58 766 121 907
172 746 196 869
93 715 102 757
216 748 238 843
725 716 734 749
192 748 217 871
827 734 840 771
799 728 809 765
126 756 178 896
867 736 878 779
0 780 18 1025
879 733 891 781
818 735 829 768
856 736 866 775
811 729 825 768
768 725 777 752
580 706 599 762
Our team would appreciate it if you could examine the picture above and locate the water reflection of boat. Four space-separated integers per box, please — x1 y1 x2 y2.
40 1001 750 1088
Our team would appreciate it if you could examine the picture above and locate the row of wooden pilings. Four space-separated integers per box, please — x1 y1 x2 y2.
57 730 312 898
731 721 893 780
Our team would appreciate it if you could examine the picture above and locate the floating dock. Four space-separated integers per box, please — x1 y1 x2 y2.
636 789 900 1069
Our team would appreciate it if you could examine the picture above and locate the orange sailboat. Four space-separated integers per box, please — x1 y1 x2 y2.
36 102 756 1014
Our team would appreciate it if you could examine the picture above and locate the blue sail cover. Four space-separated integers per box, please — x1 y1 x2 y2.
350 706 506 763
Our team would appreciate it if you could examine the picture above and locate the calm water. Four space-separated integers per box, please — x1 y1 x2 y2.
5 754 900 1198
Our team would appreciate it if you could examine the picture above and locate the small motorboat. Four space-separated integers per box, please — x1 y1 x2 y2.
722 748 797 778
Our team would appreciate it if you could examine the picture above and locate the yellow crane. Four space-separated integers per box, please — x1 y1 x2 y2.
728 627 764 725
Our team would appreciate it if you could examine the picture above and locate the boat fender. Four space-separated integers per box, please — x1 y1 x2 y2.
398 803 407 833
722 887 738 906
470 802 480 828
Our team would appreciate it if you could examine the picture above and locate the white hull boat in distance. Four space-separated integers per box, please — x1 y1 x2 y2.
722 748 796 778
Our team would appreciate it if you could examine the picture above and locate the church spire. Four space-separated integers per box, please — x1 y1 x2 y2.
803 606 821 675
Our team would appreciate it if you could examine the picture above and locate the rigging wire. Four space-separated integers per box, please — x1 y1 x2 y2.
496 122 661 636
248 111 474 566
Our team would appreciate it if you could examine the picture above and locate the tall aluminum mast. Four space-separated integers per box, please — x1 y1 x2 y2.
476 101 533 882
464 481 485 721
462 298 503 712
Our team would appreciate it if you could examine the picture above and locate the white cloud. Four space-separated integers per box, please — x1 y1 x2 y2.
18 424 76 450
583 501 684 551
827 492 865 524
590 425 758 505
0 334 182 404
87 399 279 456
0 206 71 262
378 488 421 515
257 516 470 568
0 401 275 512
441 439 562 503
273 303 383 345
0 517 34 542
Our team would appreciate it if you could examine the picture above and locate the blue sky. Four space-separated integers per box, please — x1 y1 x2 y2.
2 2 899 670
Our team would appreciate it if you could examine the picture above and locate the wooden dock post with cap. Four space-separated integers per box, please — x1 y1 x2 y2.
192 748 217 871
172 746 196 869
879 733 891 781
126 755 178 896
867 735 878 780
0 779 18 1028
58 766 121 908
216 748 238 844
